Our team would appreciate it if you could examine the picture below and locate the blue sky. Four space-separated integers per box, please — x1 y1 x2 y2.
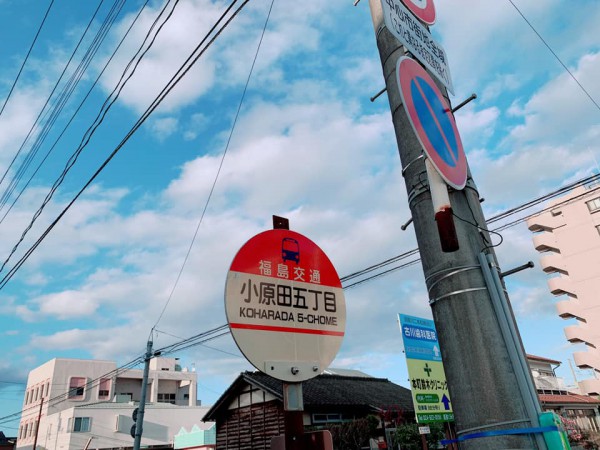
1 0 599 432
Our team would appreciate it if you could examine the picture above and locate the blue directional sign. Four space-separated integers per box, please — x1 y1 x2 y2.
399 314 442 362
396 56 467 190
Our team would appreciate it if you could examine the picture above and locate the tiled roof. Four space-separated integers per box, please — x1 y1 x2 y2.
204 371 413 421
246 371 413 409
539 393 600 405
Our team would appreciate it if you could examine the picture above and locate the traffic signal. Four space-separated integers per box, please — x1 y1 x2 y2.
130 407 139 439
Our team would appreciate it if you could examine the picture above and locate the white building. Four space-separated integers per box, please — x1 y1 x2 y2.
17 357 211 450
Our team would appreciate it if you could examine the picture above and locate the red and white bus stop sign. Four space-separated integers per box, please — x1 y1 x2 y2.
400 0 436 25
225 229 346 382
397 56 467 190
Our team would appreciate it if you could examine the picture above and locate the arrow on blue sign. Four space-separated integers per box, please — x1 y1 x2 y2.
441 394 451 411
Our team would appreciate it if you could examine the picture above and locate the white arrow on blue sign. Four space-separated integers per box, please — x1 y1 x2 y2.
399 314 442 362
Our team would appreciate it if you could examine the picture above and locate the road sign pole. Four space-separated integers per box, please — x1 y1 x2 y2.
367 1 546 449
274 218 306 450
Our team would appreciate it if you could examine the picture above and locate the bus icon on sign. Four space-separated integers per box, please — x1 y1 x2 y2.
282 238 300 264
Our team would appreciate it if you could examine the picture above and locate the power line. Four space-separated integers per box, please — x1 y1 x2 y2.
0 0 105 192
0 0 151 226
0 0 126 214
153 0 275 328
337 175 600 289
0 0 55 120
0 0 165 265
0 0 252 292
507 0 600 113
0 0 182 279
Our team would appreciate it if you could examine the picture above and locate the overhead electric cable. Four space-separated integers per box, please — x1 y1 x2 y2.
0 0 55 119
0 0 182 275
0 0 151 225
507 0 600 113
0 0 126 212
153 0 275 328
0 0 105 190
0 0 252 291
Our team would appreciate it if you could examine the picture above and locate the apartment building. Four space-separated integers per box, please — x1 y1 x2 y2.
16 357 210 450
527 184 600 395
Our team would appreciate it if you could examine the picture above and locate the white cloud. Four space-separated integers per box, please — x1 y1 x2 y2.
98 0 221 114
150 117 178 141
455 106 500 142
509 52 600 147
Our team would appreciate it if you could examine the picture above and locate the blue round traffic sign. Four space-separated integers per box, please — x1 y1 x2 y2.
396 57 467 190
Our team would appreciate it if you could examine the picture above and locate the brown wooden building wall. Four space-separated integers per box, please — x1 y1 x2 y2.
216 400 284 450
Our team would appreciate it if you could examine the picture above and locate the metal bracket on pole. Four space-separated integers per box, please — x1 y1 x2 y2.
401 154 424 176
448 93 477 113
400 217 413 231
500 261 534 278
370 87 387 102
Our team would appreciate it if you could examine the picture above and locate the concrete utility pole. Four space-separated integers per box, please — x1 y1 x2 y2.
133 339 153 450
367 2 545 449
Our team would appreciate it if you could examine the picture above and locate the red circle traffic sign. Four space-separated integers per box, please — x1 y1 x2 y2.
401 0 436 25
225 229 346 382
396 57 467 190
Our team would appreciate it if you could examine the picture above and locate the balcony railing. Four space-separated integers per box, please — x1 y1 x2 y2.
533 375 567 391
578 377 600 396
548 276 577 297
527 212 566 232
540 252 568 275
564 325 593 346
574 351 600 371
556 299 584 321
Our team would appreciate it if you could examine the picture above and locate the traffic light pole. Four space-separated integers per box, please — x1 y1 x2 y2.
133 339 153 450
367 2 546 449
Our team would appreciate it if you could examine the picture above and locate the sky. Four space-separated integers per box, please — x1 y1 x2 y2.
0 0 599 432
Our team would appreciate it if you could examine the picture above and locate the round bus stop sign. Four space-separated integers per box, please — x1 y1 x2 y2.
225 229 346 382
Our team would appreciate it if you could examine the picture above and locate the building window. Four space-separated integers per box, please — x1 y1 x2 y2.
586 197 600 213
157 393 176 404
98 378 111 400
312 413 343 424
68 377 86 399
70 417 91 432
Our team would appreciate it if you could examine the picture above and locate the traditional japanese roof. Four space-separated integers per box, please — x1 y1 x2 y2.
203 371 413 421
539 393 600 406
526 354 562 366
